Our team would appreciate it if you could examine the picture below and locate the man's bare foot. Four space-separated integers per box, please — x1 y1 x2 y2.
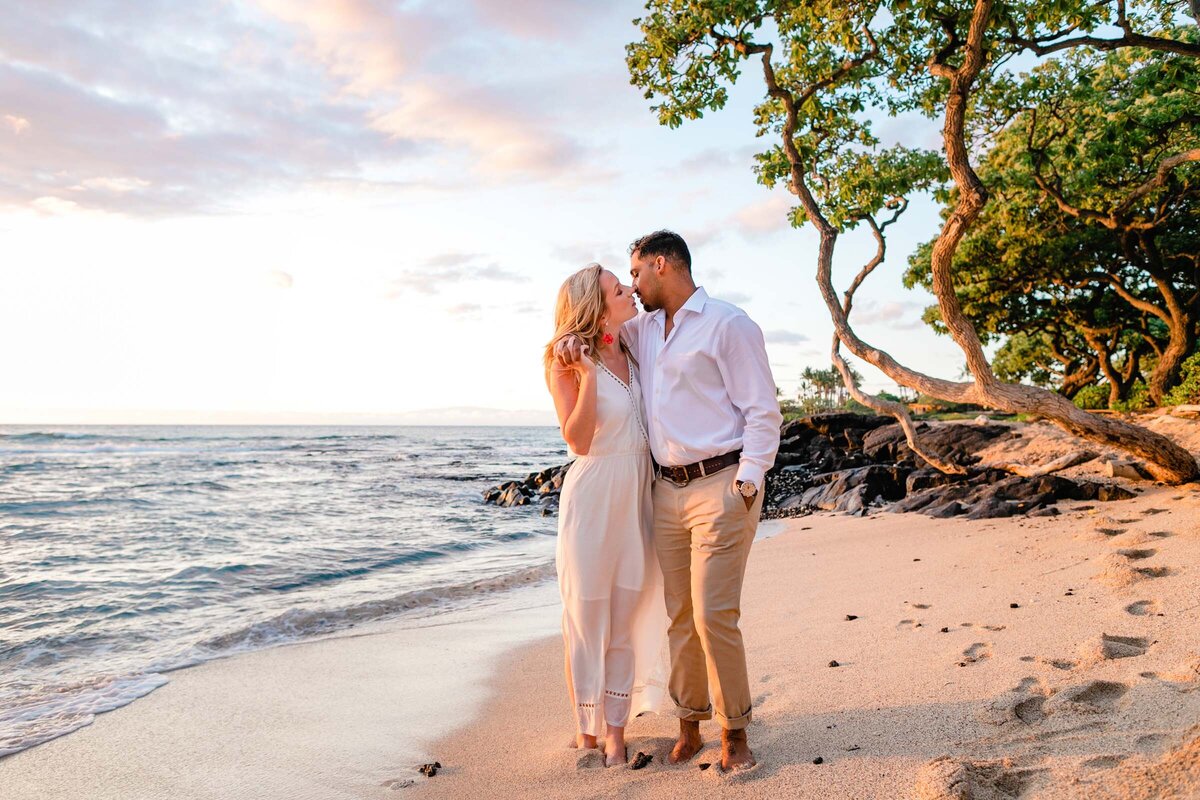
669 720 703 764
720 728 756 771
576 733 598 749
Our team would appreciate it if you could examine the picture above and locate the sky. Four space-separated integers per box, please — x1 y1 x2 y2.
0 0 970 426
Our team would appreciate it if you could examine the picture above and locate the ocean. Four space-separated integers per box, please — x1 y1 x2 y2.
0 425 566 758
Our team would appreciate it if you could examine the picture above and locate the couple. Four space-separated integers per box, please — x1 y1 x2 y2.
543 230 782 770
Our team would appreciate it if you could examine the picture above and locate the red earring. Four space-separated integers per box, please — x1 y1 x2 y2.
602 333 615 346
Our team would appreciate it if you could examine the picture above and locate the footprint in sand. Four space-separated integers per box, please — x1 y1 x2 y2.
574 749 605 770
915 756 1042 799
908 602 932 609
1142 508 1169 516
1135 732 1171 751
1096 527 1127 537
1096 554 1171 587
382 778 417 790
959 642 993 666
1080 754 1129 770
1078 633 1149 666
897 619 922 631
1153 657 1200 689
980 676 1052 725
1047 680 1129 714
1116 547 1158 561
1125 599 1161 616
1148 530 1175 539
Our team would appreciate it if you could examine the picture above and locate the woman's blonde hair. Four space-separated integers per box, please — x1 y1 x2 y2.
543 263 606 372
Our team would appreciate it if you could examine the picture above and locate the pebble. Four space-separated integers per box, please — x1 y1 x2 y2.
631 752 652 770
939 627 949 633
813 756 824 764
828 660 840 667
418 762 442 778
845 614 859 621
699 762 712 771
1010 602 1020 608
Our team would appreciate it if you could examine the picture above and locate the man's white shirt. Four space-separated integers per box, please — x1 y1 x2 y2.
622 286 783 487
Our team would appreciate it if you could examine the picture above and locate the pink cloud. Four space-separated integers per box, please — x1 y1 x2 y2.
731 192 794 239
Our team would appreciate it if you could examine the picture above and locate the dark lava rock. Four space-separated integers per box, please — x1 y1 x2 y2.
631 752 652 770
813 756 824 765
418 762 441 777
483 415 1134 521
828 660 840 667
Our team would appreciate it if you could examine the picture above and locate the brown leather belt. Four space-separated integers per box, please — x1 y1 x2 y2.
655 450 742 486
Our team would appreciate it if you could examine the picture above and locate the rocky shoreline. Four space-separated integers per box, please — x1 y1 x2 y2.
483 413 1136 520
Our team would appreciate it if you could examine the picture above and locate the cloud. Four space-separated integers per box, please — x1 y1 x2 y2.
0 4 410 216
0 0 604 216
716 290 752 305
3 114 30 134
427 252 484 269
385 258 529 298
730 192 794 239
851 300 927 330
446 303 482 316
673 144 760 174
764 329 810 345
467 0 621 39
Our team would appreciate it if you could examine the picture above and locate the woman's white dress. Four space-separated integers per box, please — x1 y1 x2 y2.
556 358 669 736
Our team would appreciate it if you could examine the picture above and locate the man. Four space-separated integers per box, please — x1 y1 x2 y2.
557 230 782 771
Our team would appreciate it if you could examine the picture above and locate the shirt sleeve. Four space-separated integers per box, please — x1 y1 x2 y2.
715 313 783 487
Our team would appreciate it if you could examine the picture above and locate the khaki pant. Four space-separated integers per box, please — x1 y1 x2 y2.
652 468 763 730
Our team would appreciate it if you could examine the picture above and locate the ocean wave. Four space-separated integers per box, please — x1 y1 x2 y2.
198 561 556 653
0 672 169 758
0 432 107 442
255 536 540 593
0 497 154 516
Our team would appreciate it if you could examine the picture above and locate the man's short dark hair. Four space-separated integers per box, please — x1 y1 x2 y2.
629 230 691 272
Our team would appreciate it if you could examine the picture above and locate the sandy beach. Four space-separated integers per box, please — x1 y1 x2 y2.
4 420 1199 800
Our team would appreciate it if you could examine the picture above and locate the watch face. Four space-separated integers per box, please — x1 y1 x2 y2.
739 482 757 497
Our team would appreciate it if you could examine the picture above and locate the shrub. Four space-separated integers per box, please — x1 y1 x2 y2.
1164 352 1200 406
1111 380 1152 413
1073 384 1109 410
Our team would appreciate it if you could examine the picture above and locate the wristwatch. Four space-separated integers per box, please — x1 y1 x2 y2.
736 480 758 499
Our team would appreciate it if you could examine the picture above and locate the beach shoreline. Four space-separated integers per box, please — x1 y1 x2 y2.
4 430 1200 799
413 484 1200 800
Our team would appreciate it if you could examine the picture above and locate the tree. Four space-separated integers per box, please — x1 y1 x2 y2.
627 0 1200 483
905 44 1200 406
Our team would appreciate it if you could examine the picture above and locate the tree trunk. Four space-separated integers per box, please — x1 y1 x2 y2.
758 8 1200 484
1059 357 1099 399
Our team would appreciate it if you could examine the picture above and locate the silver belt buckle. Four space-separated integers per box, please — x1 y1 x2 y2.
666 465 689 486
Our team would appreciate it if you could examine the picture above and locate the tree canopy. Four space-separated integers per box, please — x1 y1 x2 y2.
627 0 1200 482
904 40 1200 406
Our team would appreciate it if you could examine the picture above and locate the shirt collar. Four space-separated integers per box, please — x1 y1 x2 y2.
651 286 708 327
680 286 708 315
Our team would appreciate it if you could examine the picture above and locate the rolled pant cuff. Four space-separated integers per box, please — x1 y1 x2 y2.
673 701 713 722
716 705 753 730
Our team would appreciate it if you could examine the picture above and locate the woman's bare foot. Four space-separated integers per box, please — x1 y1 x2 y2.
720 728 756 771
669 720 703 763
604 726 627 767
576 733 598 749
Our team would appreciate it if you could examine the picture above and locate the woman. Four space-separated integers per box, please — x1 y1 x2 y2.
544 263 667 767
